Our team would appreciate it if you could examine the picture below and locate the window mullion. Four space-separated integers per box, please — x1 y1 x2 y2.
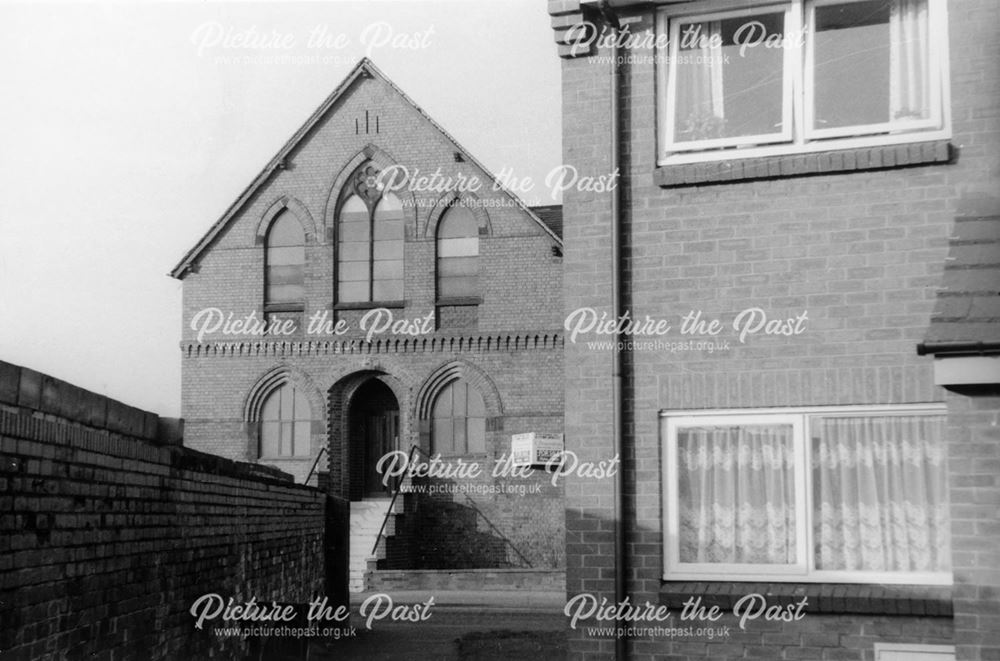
368 204 376 302
789 414 809 575
790 0 807 146
801 413 815 576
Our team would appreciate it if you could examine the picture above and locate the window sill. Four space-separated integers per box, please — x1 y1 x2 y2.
334 300 405 311
417 453 489 462
436 297 482 307
660 582 952 617
263 303 304 313
654 140 955 188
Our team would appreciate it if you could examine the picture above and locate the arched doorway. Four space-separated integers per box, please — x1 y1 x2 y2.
349 378 400 499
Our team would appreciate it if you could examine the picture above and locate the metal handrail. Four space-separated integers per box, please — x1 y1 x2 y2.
370 444 421 556
368 444 534 568
304 446 328 487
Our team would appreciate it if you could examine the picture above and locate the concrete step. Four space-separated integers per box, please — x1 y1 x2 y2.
349 499 393 593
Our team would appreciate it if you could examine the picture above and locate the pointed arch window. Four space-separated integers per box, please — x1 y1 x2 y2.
259 382 312 458
431 379 486 456
265 210 305 310
436 202 480 300
336 164 404 304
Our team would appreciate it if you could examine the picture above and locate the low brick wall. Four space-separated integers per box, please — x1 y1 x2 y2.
0 361 329 661
367 568 566 593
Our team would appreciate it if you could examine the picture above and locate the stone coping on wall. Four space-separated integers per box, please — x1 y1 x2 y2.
660 582 953 617
0 360 166 442
655 140 955 188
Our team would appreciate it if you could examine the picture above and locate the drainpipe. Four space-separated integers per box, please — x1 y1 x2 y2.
598 2 627 659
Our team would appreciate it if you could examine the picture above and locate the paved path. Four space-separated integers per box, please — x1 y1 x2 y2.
309 593 566 660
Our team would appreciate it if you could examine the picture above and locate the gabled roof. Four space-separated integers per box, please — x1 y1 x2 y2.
170 58 561 279
530 205 563 239
919 215 1000 355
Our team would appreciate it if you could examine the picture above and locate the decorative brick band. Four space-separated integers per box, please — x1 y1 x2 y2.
181 332 564 358
660 582 953 617
655 140 955 188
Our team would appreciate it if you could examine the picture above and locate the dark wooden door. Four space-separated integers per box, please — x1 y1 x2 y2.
365 410 398 496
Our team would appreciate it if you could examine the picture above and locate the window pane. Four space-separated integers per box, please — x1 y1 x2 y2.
439 237 479 258
267 284 305 303
373 258 403 278
674 12 786 142
813 1 904 130
375 192 403 214
438 205 479 238
372 278 403 301
434 384 452 419
438 256 479 278
261 421 281 456
453 416 467 454
374 218 404 241
268 264 303 285
373 239 403 260
452 381 468 416
266 215 304 306
811 414 948 572
268 246 305 267
340 220 370 243
293 421 311 456
294 389 310 421
340 196 369 224
468 388 485 417
279 384 293 419
267 212 304 247
280 422 294 456
339 242 369 262
677 424 796 564
373 262 403 283
467 417 486 454
338 281 368 303
339 262 369 282
433 418 454 455
261 386 282 421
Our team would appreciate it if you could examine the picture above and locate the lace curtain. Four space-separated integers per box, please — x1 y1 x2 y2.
812 415 949 572
889 0 931 121
675 20 725 141
678 424 797 564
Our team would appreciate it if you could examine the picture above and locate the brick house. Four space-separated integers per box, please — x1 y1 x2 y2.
548 0 998 660
169 59 565 591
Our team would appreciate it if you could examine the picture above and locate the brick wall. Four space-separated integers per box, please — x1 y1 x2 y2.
0 361 329 661
552 0 1000 658
946 387 1000 661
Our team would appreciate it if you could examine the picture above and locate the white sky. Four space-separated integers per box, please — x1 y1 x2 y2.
0 0 562 417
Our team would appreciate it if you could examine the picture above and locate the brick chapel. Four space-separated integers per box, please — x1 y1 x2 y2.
170 59 565 591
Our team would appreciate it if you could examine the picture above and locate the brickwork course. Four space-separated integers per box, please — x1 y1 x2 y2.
548 0 1000 659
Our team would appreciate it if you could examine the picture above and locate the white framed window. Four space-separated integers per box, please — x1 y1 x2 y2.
874 643 955 661
661 404 951 585
657 0 950 164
